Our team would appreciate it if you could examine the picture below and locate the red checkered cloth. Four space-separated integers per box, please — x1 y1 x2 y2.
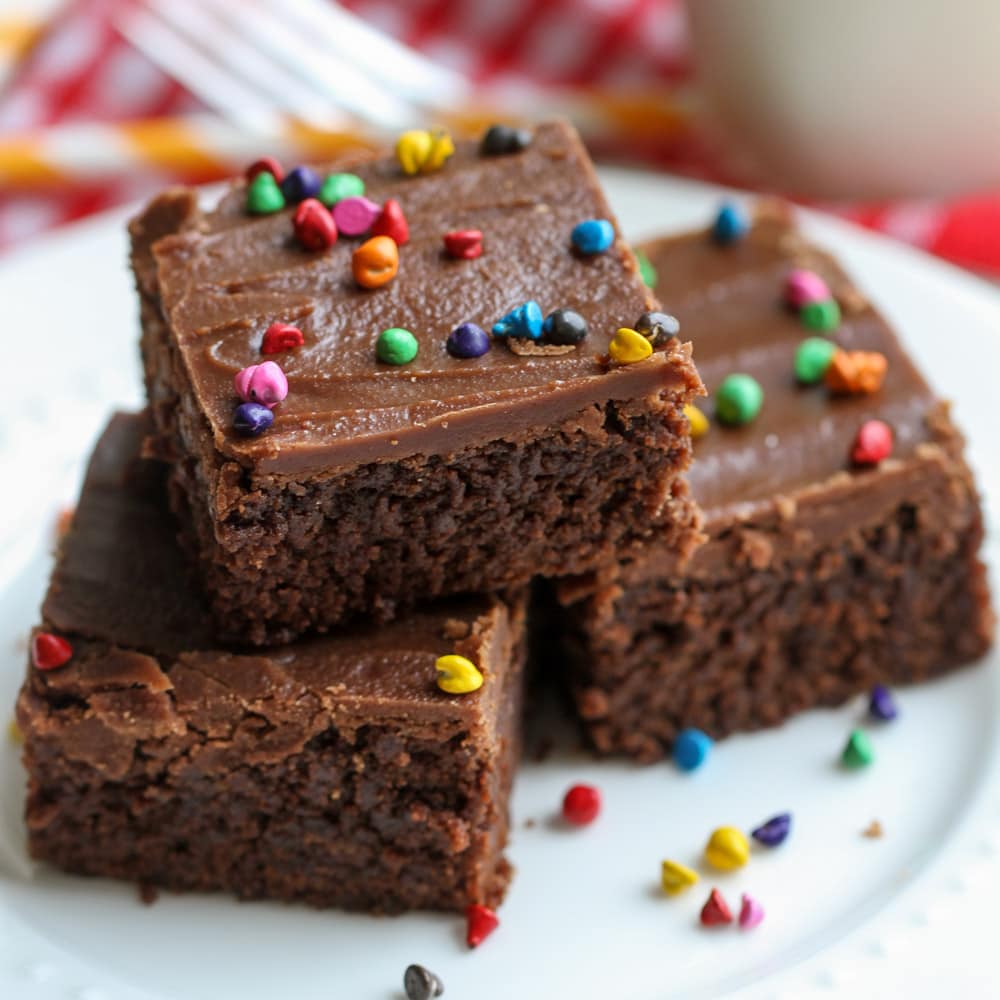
1 0 999 273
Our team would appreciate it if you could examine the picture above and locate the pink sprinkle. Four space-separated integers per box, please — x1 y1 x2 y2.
738 893 765 930
785 268 830 309
333 196 381 237
234 361 288 409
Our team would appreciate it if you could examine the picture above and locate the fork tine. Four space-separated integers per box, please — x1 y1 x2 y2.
141 0 352 131
198 0 416 132
281 0 470 106
115 5 279 132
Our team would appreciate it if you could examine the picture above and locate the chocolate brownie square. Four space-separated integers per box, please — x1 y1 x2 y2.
17 414 525 913
554 208 994 761
130 120 702 644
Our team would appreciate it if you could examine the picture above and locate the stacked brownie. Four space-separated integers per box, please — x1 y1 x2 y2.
18 415 523 913
15 120 994 919
554 208 994 761
16 122 704 913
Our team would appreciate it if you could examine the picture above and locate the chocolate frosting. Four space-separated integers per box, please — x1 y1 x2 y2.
640 213 938 525
40 414 515 717
146 121 697 475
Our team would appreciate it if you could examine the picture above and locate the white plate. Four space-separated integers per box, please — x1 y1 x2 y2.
0 171 997 1000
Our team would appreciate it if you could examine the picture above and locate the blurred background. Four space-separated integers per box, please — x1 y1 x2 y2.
2 0 1000 272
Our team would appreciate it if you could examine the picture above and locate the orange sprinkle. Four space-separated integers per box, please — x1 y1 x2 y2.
352 236 399 289
825 349 888 395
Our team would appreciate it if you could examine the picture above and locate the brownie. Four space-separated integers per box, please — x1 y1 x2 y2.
130 120 703 644
17 414 525 913
554 209 994 761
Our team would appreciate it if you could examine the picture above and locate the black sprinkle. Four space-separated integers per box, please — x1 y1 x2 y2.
543 308 588 345
635 310 680 346
481 124 532 156
404 964 444 1000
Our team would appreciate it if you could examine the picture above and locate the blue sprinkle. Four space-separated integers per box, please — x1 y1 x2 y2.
280 165 322 204
492 301 543 339
234 401 274 436
571 218 615 255
751 812 792 847
711 201 749 245
672 727 712 772
869 684 898 721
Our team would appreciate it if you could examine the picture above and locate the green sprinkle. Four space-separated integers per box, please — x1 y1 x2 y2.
246 172 285 215
320 172 365 206
795 337 838 383
634 247 657 289
376 327 418 365
800 298 841 332
715 373 763 425
841 728 875 769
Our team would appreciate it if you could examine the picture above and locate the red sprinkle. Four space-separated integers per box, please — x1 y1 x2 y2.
261 322 304 355
562 784 601 826
443 229 483 260
371 198 409 246
700 888 733 927
246 156 284 184
293 198 337 251
465 904 499 948
851 419 893 465
32 633 72 671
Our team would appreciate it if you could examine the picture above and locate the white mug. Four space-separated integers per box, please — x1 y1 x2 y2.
687 0 1000 199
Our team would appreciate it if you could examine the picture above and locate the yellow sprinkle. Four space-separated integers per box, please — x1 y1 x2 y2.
435 654 484 695
608 327 653 364
396 128 453 176
8 718 22 744
423 130 455 172
660 859 699 894
396 129 432 175
704 826 750 870
684 404 709 439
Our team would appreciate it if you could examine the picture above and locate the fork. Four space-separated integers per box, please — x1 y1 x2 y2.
114 0 472 137
113 0 689 144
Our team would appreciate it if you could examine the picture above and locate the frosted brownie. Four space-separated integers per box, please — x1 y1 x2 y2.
130 120 702 644
17 414 524 913
555 209 994 761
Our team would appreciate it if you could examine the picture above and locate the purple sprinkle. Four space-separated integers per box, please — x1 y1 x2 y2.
446 322 490 359
751 812 791 848
234 401 274 436
280 165 321 204
869 684 898 721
